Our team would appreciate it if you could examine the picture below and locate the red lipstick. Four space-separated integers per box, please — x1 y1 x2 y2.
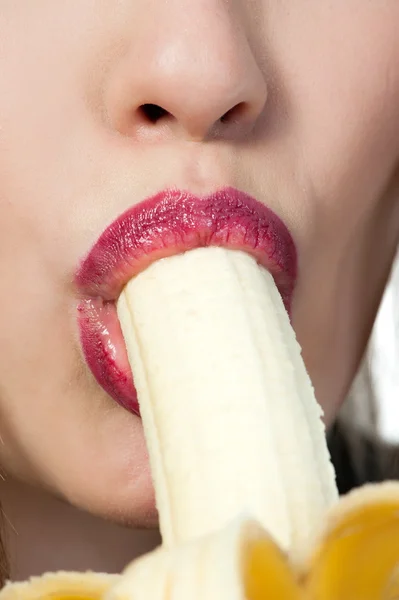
76 188 297 415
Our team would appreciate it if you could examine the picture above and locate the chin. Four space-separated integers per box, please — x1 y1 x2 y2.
61 462 159 529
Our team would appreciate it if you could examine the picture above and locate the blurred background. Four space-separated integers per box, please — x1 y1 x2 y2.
344 248 399 443
333 249 399 488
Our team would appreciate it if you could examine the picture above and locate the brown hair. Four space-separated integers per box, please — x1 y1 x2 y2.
0 513 10 587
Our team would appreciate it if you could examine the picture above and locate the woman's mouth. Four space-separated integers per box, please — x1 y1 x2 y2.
75 187 297 415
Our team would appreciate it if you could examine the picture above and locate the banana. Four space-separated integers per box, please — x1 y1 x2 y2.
116 247 338 560
1 246 398 600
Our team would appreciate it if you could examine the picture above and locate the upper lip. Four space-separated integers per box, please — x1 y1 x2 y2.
75 186 297 308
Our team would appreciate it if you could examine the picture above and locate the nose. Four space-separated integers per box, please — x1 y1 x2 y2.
105 1 268 141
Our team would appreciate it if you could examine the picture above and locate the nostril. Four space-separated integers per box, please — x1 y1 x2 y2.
220 102 247 124
140 103 169 124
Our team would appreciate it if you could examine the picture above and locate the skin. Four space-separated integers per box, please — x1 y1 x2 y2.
0 0 399 577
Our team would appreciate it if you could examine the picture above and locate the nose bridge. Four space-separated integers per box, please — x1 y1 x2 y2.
108 0 268 140
153 0 251 80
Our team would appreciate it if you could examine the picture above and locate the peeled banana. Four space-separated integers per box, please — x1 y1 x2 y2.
116 247 338 558
1 246 398 600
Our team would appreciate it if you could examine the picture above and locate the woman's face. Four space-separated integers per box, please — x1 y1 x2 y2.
1 1 399 525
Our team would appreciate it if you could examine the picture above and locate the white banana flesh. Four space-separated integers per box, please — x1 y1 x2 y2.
116 247 338 560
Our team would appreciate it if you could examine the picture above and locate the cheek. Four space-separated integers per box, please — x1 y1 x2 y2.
269 4 399 224
302 57 399 215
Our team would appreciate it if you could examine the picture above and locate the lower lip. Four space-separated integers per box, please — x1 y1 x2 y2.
76 188 297 415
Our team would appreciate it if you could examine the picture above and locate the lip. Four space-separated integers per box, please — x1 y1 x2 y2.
76 187 297 415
